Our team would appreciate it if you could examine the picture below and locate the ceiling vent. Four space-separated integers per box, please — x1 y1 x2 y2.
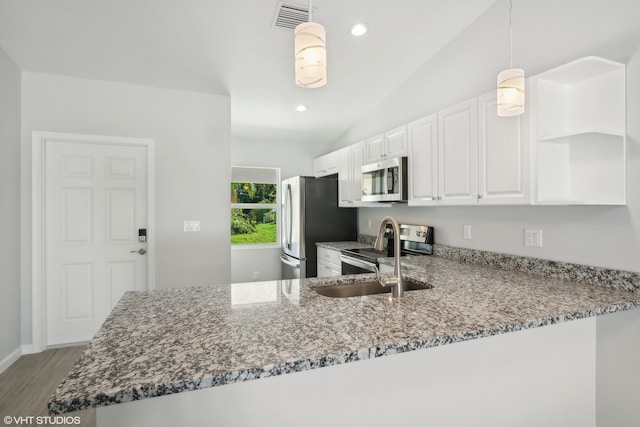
273 2 309 30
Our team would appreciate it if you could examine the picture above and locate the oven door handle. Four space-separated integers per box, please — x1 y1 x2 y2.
340 255 378 273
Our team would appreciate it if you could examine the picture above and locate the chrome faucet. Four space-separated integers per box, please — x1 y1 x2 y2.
373 216 405 298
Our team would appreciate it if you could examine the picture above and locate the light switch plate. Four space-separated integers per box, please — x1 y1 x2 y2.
524 229 543 247
184 220 201 232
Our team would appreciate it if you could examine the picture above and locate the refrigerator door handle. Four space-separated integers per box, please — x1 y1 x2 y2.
280 255 300 268
286 183 293 250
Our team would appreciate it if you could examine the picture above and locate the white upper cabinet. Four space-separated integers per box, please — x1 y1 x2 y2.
385 125 408 158
364 125 407 163
437 99 478 205
350 142 365 205
408 114 438 206
313 56 625 208
531 56 626 205
364 133 384 163
313 151 339 177
477 90 531 205
337 146 352 206
338 142 366 207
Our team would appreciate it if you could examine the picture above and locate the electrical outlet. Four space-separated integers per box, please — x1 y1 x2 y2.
184 220 201 232
524 229 543 247
463 225 472 240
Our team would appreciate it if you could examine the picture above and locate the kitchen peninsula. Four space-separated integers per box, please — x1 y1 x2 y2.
49 249 640 427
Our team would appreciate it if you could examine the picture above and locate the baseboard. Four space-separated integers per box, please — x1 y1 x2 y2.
0 347 22 375
46 341 89 350
21 344 35 355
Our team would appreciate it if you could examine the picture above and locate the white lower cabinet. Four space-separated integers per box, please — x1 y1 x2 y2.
317 247 341 278
379 263 394 274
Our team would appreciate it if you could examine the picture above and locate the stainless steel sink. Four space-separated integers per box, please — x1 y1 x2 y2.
311 279 432 298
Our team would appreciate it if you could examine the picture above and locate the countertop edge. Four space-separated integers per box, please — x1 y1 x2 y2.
47 298 640 414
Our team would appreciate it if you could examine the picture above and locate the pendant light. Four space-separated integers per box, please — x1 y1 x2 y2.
497 0 524 117
294 0 327 88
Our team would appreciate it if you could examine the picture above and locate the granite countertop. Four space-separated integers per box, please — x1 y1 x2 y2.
316 241 372 251
48 245 640 414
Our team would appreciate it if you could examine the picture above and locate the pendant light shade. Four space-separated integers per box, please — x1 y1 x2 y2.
497 0 524 117
295 21 327 88
497 68 525 117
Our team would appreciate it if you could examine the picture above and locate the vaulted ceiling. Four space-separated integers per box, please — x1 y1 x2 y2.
0 0 498 143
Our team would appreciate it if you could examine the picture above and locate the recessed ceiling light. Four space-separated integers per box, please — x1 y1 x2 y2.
296 104 308 112
351 23 368 37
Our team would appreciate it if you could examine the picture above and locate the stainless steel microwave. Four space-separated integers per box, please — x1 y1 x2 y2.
361 156 408 202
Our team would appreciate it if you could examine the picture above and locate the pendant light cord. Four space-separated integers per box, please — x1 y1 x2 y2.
309 0 313 22
509 0 513 68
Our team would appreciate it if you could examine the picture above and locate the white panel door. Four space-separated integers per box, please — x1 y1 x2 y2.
45 140 148 345
438 99 478 205
478 91 530 205
408 114 438 206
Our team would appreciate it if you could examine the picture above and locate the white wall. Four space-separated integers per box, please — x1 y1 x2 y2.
333 0 640 273
0 47 22 367
594 31 640 427
21 73 231 346
231 137 319 180
230 138 319 283
596 308 640 427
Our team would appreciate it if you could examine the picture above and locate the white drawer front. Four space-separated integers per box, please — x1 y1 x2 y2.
317 247 341 266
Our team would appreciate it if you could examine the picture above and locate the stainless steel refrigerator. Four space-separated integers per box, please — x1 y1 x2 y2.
281 176 357 279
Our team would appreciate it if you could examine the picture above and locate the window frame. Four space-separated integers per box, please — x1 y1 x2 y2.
230 166 281 249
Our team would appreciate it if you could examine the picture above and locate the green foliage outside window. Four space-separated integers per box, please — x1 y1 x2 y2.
231 182 277 245
231 183 276 204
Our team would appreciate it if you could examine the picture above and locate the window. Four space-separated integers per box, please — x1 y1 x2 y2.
231 167 280 246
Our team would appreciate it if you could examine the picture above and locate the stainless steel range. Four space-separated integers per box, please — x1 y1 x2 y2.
340 224 434 275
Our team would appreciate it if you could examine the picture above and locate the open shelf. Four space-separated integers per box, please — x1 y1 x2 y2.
539 129 625 143
533 56 626 205
536 56 623 84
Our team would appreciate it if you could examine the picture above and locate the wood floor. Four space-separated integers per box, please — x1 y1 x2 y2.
0 346 95 427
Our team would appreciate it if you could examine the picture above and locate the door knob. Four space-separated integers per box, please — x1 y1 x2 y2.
130 248 147 255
